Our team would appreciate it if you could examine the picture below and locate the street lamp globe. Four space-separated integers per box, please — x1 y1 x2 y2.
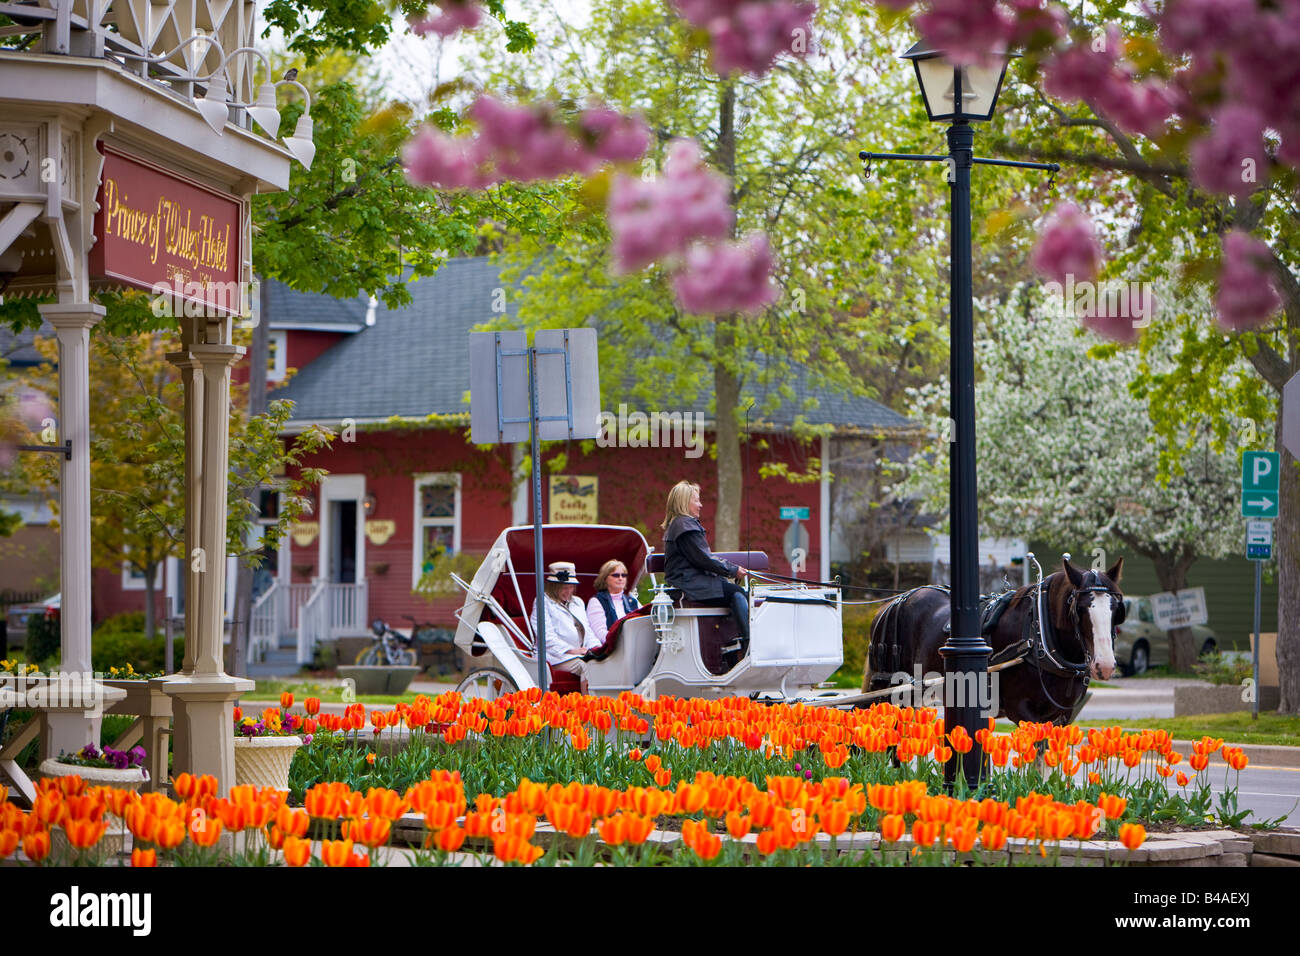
902 40 1015 123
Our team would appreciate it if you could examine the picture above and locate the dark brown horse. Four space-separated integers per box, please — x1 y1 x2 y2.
863 559 1125 725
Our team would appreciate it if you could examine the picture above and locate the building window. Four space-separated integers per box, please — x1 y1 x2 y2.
413 473 461 587
267 330 288 382
121 557 164 591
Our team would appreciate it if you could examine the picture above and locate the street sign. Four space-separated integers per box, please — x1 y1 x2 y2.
1284 372 1300 459
1150 588 1208 630
1241 451 1280 517
1246 520 1273 560
779 506 810 520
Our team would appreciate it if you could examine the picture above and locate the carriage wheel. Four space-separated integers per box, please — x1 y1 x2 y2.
456 667 518 701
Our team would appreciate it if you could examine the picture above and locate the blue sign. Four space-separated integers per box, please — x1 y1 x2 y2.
780 506 810 521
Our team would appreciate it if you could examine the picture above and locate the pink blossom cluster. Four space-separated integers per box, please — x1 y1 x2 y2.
410 0 483 38
0 391 52 472
673 233 777 314
672 0 818 76
899 0 1066 66
608 140 776 314
1158 0 1300 185
403 96 650 190
1041 26 1174 138
1029 202 1102 285
607 139 733 274
1215 230 1281 332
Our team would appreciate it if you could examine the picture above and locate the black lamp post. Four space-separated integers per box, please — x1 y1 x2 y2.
861 40 1058 790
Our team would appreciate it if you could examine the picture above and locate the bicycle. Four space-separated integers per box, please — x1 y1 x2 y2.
354 619 419 666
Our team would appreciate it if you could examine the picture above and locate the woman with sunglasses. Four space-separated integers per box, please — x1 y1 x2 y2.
586 559 641 645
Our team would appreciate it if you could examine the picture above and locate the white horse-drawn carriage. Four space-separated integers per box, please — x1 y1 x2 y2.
450 524 845 701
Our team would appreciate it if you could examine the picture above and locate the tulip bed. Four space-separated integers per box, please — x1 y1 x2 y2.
0 691 1267 867
288 691 1260 830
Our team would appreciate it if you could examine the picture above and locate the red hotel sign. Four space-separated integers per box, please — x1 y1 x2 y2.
89 146 245 316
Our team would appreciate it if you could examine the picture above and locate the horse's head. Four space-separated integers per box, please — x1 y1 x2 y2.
1062 558 1125 680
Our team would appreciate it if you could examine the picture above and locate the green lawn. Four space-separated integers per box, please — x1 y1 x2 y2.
244 679 433 707
1090 712 1300 749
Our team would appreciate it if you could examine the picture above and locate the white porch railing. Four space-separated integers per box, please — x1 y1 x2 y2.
295 580 369 665
284 582 316 634
248 580 281 664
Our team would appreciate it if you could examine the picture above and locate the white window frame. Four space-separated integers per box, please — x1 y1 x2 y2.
412 473 462 589
267 329 288 382
121 555 164 591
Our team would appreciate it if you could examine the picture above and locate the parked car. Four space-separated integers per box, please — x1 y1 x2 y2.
3 593 60 650
1114 595 1217 675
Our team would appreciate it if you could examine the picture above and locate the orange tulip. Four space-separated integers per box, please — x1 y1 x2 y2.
436 826 467 853
1097 792 1126 822
0 829 18 859
564 810 593 840
1087 771 1101 785
61 817 107 850
725 811 752 840
947 825 977 853
233 706 242 723
1119 823 1146 850
155 817 186 850
425 801 458 831
282 835 312 866
911 819 939 847
644 754 662 774
623 814 655 845
321 838 354 867
173 772 197 800
1176 771 1190 787
980 825 1007 852
1228 751 1248 772
190 815 223 848
689 831 722 860
344 816 392 848
305 697 321 716
1189 752 1209 772
879 814 905 843
755 829 780 855
23 830 50 862
629 749 642 762
598 814 627 847
1156 765 1173 778
821 802 851 837
280 692 294 710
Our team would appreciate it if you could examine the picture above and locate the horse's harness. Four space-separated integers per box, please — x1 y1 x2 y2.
873 574 1123 715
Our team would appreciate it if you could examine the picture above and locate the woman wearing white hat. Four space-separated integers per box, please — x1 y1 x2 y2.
529 561 597 694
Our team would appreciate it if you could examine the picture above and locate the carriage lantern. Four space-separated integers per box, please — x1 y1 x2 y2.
650 590 675 638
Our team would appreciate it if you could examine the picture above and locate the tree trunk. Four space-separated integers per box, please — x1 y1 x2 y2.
1276 419 1299 713
712 82 743 551
142 562 157 640
228 278 270 677
1151 554 1198 673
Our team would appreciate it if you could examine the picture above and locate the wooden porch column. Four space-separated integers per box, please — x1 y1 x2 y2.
39 301 104 760
161 320 252 794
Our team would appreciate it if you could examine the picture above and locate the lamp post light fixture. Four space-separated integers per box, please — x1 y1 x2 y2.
650 589 676 641
860 39 1059 790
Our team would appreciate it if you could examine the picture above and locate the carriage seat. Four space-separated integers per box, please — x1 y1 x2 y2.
488 614 583 694
585 605 651 661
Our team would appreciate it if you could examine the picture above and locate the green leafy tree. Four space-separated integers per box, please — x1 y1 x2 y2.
20 328 332 640
458 0 1049 548
968 2 1298 708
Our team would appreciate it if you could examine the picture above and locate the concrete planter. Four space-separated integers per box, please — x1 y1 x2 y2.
233 736 303 791
336 665 421 696
39 757 149 791
1173 683 1254 716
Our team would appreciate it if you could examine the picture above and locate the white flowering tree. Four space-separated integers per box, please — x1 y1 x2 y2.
903 293 1242 671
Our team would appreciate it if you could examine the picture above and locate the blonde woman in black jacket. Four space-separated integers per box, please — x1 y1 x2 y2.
661 480 750 639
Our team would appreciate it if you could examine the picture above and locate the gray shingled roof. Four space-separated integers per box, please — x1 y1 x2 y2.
265 281 369 330
272 257 916 433
273 258 515 421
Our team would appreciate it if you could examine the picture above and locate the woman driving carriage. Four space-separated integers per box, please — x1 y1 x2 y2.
529 561 599 694
661 480 750 641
